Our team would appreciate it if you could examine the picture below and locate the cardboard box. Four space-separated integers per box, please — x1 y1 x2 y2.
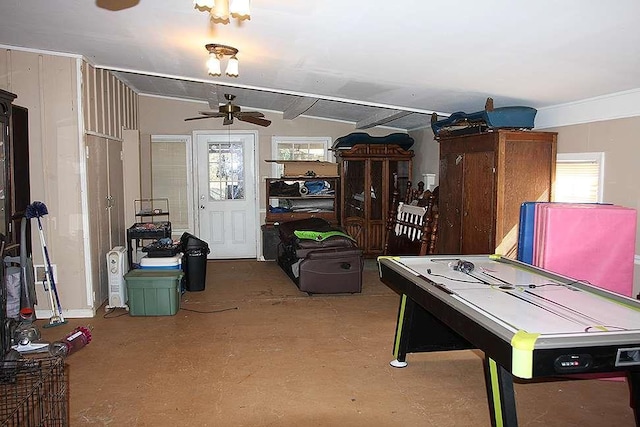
266 160 338 177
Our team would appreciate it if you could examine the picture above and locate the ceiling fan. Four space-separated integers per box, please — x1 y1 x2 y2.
184 94 271 127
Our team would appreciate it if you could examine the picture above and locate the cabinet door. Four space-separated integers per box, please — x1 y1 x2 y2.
0 117 7 240
86 135 110 307
439 153 464 253
107 139 124 247
368 160 385 253
342 159 366 247
87 136 126 308
10 106 31 253
439 150 495 254
460 151 495 254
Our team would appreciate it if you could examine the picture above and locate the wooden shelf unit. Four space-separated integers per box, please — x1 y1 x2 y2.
265 177 340 225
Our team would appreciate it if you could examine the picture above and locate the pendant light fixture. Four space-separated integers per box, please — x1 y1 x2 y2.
206 44 240 77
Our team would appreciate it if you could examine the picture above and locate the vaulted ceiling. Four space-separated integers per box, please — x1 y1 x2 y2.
2 0 640 130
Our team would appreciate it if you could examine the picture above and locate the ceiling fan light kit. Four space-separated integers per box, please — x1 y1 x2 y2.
206 43 239 77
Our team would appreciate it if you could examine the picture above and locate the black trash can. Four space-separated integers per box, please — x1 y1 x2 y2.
180 232 210 292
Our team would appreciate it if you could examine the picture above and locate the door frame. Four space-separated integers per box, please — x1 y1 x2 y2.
191 130 261 259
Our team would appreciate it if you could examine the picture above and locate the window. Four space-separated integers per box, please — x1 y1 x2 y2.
270 136 332 177
206 141 245 201
554 152 604 203
151 135 193 232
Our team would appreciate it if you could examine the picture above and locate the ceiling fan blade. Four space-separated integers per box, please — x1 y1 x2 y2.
198 111 225 117
236 115 271 127
185 116 217 121
236 111 265 118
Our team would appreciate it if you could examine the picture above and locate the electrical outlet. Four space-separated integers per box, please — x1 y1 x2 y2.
34 264 57 283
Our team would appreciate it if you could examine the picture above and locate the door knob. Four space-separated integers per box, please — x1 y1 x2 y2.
200 205 205 209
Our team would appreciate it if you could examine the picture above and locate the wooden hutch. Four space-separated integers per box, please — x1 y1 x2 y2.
337 143 413 257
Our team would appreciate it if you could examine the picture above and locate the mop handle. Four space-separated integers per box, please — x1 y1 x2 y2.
36 216 64 317
43 272 57 317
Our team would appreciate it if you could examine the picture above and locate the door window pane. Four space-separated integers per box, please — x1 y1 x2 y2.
370 161 383 220
208 141 244 201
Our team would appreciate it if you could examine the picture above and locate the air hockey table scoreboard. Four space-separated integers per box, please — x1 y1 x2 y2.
378 254 640 427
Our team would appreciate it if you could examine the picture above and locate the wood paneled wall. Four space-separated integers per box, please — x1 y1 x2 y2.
1 48 140 315
82 63 138 139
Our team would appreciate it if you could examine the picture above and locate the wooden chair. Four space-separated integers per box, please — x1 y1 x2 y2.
383 174 439 256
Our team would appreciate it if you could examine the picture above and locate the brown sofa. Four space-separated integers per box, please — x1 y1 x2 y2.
276 218 363 294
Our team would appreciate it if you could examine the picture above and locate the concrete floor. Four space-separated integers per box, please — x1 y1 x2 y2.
37 259 636 426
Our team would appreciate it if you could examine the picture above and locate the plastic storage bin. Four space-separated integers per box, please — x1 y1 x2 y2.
180 232 210 292
124 269 183 316
139 253 183 270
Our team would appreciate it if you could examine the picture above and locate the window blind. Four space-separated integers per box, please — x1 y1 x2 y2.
554 160 600 203
151 139 189 230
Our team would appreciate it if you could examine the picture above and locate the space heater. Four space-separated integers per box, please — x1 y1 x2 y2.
106 246 128 311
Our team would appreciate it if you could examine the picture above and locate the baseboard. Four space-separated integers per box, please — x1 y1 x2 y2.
35 308 96 319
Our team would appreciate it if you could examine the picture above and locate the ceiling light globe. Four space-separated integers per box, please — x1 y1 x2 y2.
229 0 250 18
211 0 229 19
225 56 239 77
194 0 214 8
207 53 222 76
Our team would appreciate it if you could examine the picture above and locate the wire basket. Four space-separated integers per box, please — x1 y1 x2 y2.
0 356 68 426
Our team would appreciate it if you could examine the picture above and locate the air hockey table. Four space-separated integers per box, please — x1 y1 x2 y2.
378 254 640 427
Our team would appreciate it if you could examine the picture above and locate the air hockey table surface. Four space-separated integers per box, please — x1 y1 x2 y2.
378 254 640 379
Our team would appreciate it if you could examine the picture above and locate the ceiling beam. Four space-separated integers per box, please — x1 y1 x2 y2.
356 110 412 129
283 96 319 120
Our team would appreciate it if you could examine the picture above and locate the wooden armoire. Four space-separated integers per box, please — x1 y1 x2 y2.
337 144 413 257
437 130 557 257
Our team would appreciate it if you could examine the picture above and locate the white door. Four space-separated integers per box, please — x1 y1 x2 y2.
195 131 257 259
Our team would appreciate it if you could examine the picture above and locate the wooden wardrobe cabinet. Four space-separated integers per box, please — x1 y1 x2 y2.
337 144 413 257
438 130 557 257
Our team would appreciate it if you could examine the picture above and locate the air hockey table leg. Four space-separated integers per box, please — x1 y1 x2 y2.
484 357 518 427
390 294 412 368
390 358 408 368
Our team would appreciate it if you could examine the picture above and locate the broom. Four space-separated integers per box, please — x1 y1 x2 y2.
25 201 66 327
